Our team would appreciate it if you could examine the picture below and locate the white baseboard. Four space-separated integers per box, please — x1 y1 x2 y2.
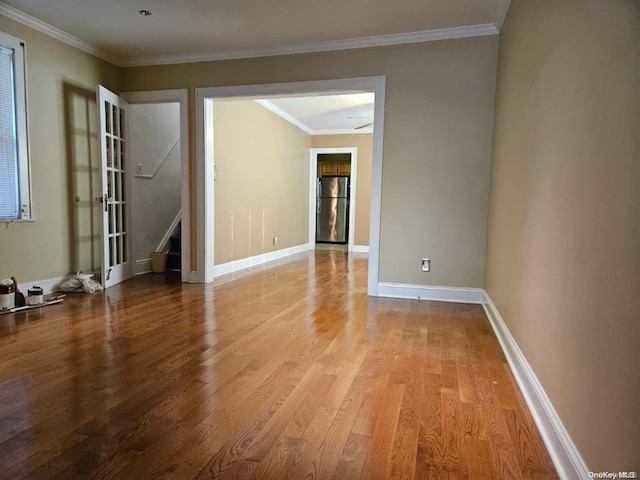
135 258 152 276
17 276 67 295
213 243 313 278
352 245 369 254
482 291 589 480
377 282 485 304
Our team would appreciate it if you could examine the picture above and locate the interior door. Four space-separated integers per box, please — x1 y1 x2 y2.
97 85 132 288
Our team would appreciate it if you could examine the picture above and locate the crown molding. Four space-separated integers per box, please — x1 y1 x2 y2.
0 2 121 65
255 99 314 134
494 0 511 32
120 23 498 67
255 100 374 136
312 129 373 135
0 1 500 68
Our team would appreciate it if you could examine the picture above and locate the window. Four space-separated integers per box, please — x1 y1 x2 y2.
0 32 30 220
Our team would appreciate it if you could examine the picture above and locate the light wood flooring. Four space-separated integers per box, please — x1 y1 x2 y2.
0 251 557 479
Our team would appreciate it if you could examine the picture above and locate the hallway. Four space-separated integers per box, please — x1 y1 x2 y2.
0 251 556 479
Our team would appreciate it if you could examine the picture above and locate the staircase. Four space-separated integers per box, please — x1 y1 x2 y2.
166 223 181 271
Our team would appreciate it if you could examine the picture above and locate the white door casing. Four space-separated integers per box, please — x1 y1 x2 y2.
309 147 358 252
121 89 192 283
196 76 385 295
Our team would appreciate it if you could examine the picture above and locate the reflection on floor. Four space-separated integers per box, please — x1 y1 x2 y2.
0 251 556 479
315 243 348 252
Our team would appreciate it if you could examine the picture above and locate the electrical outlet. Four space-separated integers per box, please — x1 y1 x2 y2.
421 258 431 272
136 164 143 174
273 236 278 246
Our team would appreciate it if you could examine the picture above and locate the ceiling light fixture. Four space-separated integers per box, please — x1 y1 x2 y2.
138 9 152 16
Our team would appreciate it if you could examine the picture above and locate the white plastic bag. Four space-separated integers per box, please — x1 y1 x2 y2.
60 272 104 294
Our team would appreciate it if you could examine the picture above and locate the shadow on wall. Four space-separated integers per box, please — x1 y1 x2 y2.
51 95 100 384
62 82 101 278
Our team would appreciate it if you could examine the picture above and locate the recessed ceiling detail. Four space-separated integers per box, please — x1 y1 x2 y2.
0 0 510 66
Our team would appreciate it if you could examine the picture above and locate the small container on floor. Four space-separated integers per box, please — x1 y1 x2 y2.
151 252 168 273
27 286 44 306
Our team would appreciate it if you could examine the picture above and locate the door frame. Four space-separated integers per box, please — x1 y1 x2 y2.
309 147 358 252
196 76 385 296
122 89 191 283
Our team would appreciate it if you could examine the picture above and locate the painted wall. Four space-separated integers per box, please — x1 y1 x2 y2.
130 102 181 266
0 15 120 283
485 0 640 471
311 134 373 247
121 36 499 288
213 99 311 265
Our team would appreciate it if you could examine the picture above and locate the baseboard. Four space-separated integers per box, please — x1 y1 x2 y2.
482 292 589 480
135 258 152 276
352 245 369 254
377 282 485 304
17 275 68 295
189 270 198 283
213 243 313 278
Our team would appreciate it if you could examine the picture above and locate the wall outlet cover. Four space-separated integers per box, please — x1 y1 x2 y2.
273 236 278 245
422 258 431 272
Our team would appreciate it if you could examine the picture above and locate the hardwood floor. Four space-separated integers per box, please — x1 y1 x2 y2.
0 251 557 479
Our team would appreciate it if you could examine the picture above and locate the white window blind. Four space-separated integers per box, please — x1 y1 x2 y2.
0 32 30 221
0 45 18 218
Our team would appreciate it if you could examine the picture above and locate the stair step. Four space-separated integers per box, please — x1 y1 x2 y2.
166 251 181 270
169 234 181 253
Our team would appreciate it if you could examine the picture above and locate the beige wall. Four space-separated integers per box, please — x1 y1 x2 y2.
0 16 120 283
122 37 498 287
311 134 372 246
486 0 640 471
214 100 311 264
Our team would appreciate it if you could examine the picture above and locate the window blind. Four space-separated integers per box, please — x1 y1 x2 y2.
0 46 18 218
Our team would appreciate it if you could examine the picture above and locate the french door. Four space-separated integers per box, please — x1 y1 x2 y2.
97 85 132 288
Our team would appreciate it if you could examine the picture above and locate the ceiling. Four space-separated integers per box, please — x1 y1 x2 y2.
257 93 375 135
0 0 509 66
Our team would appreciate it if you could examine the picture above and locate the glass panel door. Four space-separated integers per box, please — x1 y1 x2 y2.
97 85 132 288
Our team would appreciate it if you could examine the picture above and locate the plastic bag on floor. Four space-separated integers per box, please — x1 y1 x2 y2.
60 272 104 294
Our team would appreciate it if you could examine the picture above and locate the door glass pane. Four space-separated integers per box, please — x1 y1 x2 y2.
119 110 125 140
114 139 120 169
109 237 115 267
116 235 122 265
122 233 128 262
106 137 112 168
112 106 119 137
116 204 122 233
107 171 113 199
108 204 114 234
114 172 121 201
105 101 111 134
120 139 125 170
120 173 126 202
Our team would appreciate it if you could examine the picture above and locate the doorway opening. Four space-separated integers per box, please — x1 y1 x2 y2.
196 77 385 296
123 90 191 284
310 148 358 253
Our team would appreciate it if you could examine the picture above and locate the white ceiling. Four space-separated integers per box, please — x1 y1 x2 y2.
0 0 509 66
258 93 375 135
